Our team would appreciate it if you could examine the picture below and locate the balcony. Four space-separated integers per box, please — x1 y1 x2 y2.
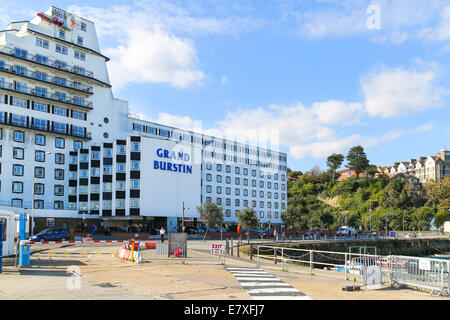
0 60 93 94
0 111 92 140
0 45 111 87
0 80 93 110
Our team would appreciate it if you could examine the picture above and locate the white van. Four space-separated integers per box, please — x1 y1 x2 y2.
336 226 354 237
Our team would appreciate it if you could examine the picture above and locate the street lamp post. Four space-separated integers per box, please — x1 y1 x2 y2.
182 201 189 233
386 219 389 237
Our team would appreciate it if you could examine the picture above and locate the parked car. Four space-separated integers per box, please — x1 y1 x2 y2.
196 227 206 233
30 228 69 242
184 226 197 235
257 229 273 239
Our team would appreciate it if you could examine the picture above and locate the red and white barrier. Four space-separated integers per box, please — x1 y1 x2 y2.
117 242 156 263
27 240 130 245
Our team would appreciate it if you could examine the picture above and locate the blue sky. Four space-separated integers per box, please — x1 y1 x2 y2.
2 0 449 172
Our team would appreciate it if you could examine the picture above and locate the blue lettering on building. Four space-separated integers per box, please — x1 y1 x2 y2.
154 148 192 174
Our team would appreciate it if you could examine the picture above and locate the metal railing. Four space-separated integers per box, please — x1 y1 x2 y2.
389 255 449 296
0 45 94 78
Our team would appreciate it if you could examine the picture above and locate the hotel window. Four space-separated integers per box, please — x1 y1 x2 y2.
35 167 45 178
235 199 240 206
133 123 143 132
72 111 86 121
11 199 23 208
90 184 100 193
34 86 47 97
235 167 240 174
34 200 44 209
226 198 231 206
77 36 84 46
216 164 222 171
244 200 248 207
116 199 125 209
225 209 231 217
267 202 272 208
206 173 212 182
235 177 240 185
260 212 264 218
13 164 24 176
130 199 140 208
159 129 170 137
226 165 231 173
274 183 278 190
252 190 257 197
14 65 27 75
81 22 87 32
34 71 48 81
131 142 140 152
216 198 222 205
14 48 28 59
206 185 212 193
131 161 140 170
74 50 86 61
68 203 77 210
55 153 64 164
226 176 231 184
68 187 77 195
226 187 231 195
116 181 125 191
281 175 285 181
281 194 286 200
55 137 65 149
281 184 286 191
260 201 264 208
58 30 65 39
260 181 264 188
33 118 47 131
216 175 222 183
244 189 248 196
53 106 68 117
12 97 27 108
275 212 279 218
104 148 112 157
243 168 248 175
267 182 272 189
91 151 100 160
54 122 67 134
54 185 64 196
55 44 68 55
117 163 125 173
252 180 256 187
274 202 279 209
12 181 23 193
35 54 49 64
216 186 222 194
103 165 112 175
80 154 89 162
79 170 88 179
54 201 64 210
103 182 112 192
103 200 112 210
34 102 48 113
69 171 78 180
13 147 24 160
35 151 45 162
252 201 256 208
260 191 264 198
36 37 49 49
131 180 140 190
252 170 256 177
55 169 64 180
117 145 126 155
74 140 83 151
235 188 240 196
206 162 212 170
274 193 279 199
243 179 248 186
91 168 100 177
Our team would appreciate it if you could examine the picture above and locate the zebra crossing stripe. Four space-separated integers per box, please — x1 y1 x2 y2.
227 266 312 300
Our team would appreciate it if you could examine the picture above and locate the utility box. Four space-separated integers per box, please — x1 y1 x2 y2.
19 240 31 267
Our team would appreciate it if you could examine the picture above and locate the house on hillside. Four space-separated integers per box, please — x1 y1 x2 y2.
336 169 365 181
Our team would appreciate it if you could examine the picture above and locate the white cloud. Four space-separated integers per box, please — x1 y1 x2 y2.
221 75 230 85
311 100 365 126
413 122 435 133
361 66 446 118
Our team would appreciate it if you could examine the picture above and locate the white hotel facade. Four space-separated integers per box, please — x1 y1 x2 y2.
0 7 287 234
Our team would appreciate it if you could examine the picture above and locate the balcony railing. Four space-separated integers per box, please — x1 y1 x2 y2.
0 111 92 140
0 60 93 94
0 80 93 109
0 44 97 80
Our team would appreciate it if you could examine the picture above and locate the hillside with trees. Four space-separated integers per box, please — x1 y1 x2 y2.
283 145 450 232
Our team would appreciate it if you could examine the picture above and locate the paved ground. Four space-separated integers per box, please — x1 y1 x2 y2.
0 241 448 300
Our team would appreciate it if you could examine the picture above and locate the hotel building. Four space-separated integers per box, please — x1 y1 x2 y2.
0 7 287 234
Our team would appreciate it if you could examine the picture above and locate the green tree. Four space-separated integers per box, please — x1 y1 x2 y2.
196 202 223 239
326 153 345 181
320 211 335 229
346 145 370 179
434 209 450 229
411 206 434 231
237 207 260 242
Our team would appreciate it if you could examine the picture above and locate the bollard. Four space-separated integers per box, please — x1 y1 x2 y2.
250 244 253 260
237 243 240 257
231 238 233 256
309 250 313 274
274 248 277 264
226 239 229 255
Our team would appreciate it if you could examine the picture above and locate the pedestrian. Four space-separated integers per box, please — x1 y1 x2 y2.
160 227 166 243
91 224 96 236
273 228 277 241
282 231 286 242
